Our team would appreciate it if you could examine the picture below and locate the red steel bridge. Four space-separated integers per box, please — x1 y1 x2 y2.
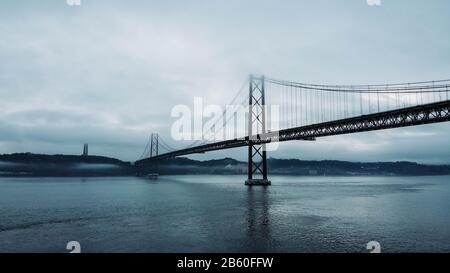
135 75 450 186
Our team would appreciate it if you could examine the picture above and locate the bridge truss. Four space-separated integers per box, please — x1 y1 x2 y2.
136 99 450 161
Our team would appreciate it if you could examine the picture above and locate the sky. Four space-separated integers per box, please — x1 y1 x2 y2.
0 0 449 163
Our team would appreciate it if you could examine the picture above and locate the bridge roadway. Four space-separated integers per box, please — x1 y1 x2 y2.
135 100 450 165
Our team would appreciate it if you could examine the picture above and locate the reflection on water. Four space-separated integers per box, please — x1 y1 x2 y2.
245 187 272 252
0 175 450 253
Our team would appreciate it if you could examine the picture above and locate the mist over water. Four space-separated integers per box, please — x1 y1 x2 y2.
0 175 449 253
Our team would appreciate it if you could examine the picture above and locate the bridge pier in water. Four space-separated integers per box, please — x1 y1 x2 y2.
246 75 271 186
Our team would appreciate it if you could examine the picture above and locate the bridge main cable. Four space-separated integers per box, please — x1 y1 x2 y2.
136 99 450 164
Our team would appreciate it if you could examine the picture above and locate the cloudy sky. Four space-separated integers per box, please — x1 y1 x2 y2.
0 0 449 163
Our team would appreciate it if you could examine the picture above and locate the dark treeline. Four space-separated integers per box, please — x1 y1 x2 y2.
0 153 134 177
1 153 450 177
267 158 450 176
141 157 450 176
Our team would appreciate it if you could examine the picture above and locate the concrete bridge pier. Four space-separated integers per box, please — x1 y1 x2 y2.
245 179 271 186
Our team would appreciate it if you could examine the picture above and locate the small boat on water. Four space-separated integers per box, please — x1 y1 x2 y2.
146 173 159 180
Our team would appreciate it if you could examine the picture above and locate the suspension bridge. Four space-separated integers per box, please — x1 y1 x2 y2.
135 75 450 186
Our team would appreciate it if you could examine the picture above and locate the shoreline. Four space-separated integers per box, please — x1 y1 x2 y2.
1 174 449 178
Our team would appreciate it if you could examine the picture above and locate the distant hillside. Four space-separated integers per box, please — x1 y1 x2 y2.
143 157 450 176
1 153 449 177
0 153 134 177
267 158 450 176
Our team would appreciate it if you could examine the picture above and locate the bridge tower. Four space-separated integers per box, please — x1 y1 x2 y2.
149 133 159 158
148 133 159 177
246 75 271 186
82 143 88 156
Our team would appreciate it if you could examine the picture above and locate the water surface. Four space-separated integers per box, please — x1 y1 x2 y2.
0 175 449 253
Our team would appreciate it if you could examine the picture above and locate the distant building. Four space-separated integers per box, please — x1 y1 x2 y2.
82 144 88 156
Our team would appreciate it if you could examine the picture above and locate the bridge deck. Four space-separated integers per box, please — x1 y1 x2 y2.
135 100 450 164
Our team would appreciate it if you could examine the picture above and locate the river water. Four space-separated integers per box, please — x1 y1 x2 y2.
0 175 449 253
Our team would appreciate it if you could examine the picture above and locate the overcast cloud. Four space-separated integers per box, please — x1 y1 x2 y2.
0 0 449 163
